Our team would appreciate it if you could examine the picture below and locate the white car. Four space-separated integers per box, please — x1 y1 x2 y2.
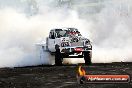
46 28 92 65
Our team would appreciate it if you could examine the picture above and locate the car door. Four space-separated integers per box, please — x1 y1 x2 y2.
48 31 56 52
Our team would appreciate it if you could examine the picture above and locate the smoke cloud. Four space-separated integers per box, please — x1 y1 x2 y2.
90 0 132 62
0 0 87 67
0 0 132 67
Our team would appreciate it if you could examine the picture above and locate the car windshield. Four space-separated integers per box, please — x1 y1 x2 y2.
55 30 68 38
55 28 82 38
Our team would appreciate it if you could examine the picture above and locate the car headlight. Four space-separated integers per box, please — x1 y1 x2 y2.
87 44 92 48
61 42 69 47
84 41 91 48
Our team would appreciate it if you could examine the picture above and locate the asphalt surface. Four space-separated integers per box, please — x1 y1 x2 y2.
0 63 132 88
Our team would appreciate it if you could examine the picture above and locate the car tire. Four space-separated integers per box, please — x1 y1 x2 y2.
84 51 92 65
55 49 63 66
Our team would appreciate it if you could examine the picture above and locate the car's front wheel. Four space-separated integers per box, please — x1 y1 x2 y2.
84 51 92 65
55 49 63 66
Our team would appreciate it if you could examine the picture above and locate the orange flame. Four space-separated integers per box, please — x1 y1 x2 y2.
78 66 86 76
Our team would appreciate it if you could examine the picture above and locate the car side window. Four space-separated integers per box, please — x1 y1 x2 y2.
49 32 52 38
50 31 55 39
